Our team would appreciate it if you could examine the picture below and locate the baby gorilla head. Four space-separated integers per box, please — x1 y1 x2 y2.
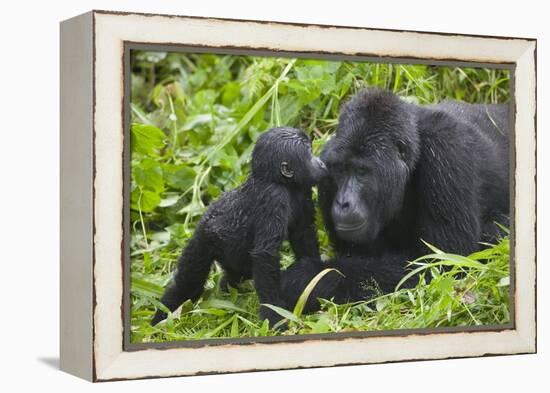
320 89 420 244
252 127 327 187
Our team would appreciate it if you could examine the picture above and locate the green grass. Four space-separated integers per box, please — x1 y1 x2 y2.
129 51 511 343
131 236 510 342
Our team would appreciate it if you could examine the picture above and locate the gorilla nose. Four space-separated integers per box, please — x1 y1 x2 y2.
332 196 358 224
332 178 366 233
332 192 366 232
335 196 350 211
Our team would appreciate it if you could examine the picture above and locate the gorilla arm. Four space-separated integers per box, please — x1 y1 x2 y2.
249 190 290 325
288 191 321 260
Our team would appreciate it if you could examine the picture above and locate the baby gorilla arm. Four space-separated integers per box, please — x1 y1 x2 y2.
288 193 320 260
250 212 288 327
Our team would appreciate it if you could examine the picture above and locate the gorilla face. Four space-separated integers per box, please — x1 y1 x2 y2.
252 127 327 188
320 89 420 245
321 140 408 243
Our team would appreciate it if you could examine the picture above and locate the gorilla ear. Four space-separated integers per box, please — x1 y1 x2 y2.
396 141 407 160
280 162 294 179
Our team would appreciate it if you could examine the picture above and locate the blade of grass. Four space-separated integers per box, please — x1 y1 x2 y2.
201 59 296 166
204 315 237 338
293 268 342 318
199 299 250 314
131 275 164 298
261 304 300 323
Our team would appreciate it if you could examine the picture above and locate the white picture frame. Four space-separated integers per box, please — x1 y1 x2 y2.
60 10 536 382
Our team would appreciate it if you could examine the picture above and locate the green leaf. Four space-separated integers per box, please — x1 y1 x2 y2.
437 276 454 295
412 253 488 269
163 164 196 191
396 253 490 291
258 319 269 336
285 80 308 92
339 73 353 98
152 83 166 108
209 147 239 170
131 123 166 156
151 231 170 244
204 315 236 338
207 183 221 198
134 159 164 193
421 240 444 254
183 114 213 131
132 189 161 212
261 304 300 323
190 308 227 316
192 89 217 112
159 194 179 207
166 223 189 242
278 95 301 125
309 314 331 333
468 247 500 261
376 298 389 312
131 275 164 298
230 316 239 337
222 82 241 106
319 74 336 95
200 299 249 314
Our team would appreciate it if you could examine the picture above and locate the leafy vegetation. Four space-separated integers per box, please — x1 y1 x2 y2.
129 50 510 343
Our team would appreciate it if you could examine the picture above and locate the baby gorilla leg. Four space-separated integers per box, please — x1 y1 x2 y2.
151 235 214 325
251 253 286 327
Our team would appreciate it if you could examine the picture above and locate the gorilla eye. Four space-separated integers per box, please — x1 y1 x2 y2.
357 167 369 176
397 142 407 160
280 162 294 179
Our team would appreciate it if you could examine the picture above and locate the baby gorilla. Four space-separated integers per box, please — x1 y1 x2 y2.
151 127 327 327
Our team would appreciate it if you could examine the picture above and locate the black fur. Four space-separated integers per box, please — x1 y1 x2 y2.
151 127 327 326
282 89 510 312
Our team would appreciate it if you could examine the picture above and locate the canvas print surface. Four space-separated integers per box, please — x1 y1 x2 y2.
128 50 511 344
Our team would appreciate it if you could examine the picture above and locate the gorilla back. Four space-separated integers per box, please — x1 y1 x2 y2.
434 100 510 237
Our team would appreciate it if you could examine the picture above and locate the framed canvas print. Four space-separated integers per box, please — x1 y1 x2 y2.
60 10 537 382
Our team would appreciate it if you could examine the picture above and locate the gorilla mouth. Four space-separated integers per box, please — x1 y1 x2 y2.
335 220 367 232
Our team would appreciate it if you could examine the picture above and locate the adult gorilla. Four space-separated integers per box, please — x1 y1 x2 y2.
282 88 510 311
